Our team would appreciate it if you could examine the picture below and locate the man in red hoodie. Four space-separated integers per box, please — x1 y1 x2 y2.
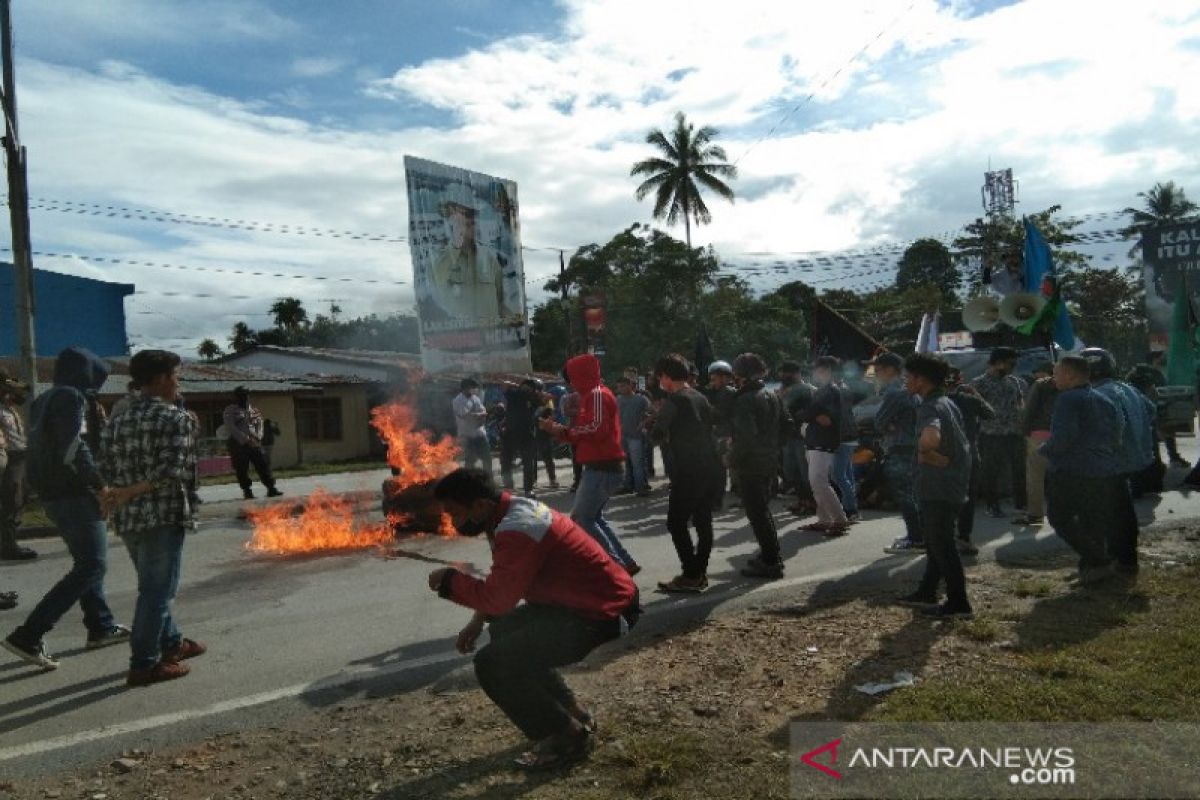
539 354 638 572
428 468 640 770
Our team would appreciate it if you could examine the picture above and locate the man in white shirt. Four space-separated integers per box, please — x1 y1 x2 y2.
452 379 493 477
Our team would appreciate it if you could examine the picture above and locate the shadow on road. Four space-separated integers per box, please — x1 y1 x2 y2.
0 671 126 735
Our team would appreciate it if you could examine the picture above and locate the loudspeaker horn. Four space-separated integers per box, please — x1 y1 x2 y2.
963 296 1002 332
999 292 1047 328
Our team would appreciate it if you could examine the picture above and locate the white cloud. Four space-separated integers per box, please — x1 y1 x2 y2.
13 0 1200 352
291 56 348 79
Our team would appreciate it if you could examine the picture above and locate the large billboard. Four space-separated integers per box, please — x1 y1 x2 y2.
404 156 531 373
1142 219 1200 338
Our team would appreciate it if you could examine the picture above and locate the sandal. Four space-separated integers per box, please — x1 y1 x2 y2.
514 727 594 772
800 522 830 532
822 525 850 538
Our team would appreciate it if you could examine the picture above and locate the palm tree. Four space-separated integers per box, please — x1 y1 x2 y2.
197 338 223 361
630 111 737 248
229 321 257 352
270 297 309 333
1121 181 1199 256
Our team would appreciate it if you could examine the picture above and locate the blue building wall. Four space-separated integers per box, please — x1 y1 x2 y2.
0 264 134 357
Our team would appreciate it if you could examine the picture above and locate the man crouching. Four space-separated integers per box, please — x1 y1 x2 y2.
427 468 640 771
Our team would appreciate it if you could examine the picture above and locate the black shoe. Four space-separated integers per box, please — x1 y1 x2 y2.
266 488 283 498
0 545 37 561
896 591 938 608
1170 457 1190 468
86 624 132 650
0 591 17 610
243 490 256 500
741 559 784 580
985 505 1005 518
920 603 974 620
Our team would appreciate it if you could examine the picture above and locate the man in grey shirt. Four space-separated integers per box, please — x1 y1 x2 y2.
452 379 493 478
897 353 974 620
616 377 651 495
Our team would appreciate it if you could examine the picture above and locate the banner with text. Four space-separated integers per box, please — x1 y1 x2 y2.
404 156 531 373
1142 219 1200 337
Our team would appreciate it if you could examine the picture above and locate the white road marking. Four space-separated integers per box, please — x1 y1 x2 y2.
0 650 462 762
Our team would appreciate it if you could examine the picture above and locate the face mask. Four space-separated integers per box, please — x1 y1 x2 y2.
456 515 488 537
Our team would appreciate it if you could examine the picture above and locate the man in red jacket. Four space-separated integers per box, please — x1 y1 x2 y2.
539 354 638 572
428 468 640 770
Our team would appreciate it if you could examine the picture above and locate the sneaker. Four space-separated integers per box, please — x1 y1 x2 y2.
658 575 708 593
2 635 59 670
920 603 974 620
741 559 784 580
956 539 979 556
86 624 132 650
0 545 38 561
1011 515 1043 526
266 488 284 498
548 481 560 489
896 591 938 608
884 538 926 555
243 490 256 500
845 513 861 525
162 638 207 663
126 661 190 687
985 505 1005 518
1170 457 1190 468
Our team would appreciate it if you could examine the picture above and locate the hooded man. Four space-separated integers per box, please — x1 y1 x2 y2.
223 386 282 500
729 353 786 579
428 468 639 771
539 354 638 573
3 348 129 671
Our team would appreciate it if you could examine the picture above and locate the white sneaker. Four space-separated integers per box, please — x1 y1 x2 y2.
3 636 60 670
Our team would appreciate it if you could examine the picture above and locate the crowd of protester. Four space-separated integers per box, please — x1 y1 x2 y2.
429 344 1169 768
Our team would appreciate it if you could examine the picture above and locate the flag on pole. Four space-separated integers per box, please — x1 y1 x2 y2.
1166 275 1197 386
915 312 940 353
1018 218 1076 350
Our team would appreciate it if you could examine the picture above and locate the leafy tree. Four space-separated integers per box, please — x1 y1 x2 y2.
1064 266 1146 366
1121 181 1199 256
630 112 737 248
952 206 1088 294
228 321 257 352
197 338 224 361
269 297 309 334
896 238 959 301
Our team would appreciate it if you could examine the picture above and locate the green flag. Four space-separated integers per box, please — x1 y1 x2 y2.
1166 277 1197 386
1016 286 1063 337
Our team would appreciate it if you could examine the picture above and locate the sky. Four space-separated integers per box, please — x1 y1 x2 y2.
5 0 1199 355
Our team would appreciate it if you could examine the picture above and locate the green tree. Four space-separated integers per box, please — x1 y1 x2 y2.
952 206 1089 293
228 321 257 352
1121 181 1199 256
1064 266 1146 366
896 238 959 301
197 338 223 361
269 297 309 334
630 112 737 249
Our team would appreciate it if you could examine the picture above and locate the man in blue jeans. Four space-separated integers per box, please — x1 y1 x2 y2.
102 349 206 687
3 347 129 671
615 377 651 496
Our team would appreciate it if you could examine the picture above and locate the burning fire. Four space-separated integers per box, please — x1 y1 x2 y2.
246 399 462 554
246 489 391 554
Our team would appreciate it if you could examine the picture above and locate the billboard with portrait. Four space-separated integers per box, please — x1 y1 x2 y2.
404 156 531 373
1142 219 1200 338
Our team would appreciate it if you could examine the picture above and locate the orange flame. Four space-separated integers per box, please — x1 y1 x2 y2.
246 489 392 554
246 399 463 554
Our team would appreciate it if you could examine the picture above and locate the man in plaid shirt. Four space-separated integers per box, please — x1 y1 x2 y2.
101 350 206 687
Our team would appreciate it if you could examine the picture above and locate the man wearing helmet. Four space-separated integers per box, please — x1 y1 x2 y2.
1081 348 1154 576
704 360 738 508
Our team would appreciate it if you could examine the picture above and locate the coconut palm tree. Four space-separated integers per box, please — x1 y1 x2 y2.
1121 181 1199 256
630 112 737 248
197 338 223 361
270 297 309 333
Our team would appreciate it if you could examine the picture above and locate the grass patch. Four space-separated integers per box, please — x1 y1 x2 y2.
954 617 1001 643
873 565 1200 722
198 457 387 486
1012 577 1055 598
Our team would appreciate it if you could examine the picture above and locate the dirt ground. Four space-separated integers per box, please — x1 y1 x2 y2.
4 525 1197 800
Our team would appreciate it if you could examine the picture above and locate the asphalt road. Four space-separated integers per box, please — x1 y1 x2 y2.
2 455 1197 778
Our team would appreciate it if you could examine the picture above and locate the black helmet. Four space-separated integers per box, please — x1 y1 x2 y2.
1080 347 1116 380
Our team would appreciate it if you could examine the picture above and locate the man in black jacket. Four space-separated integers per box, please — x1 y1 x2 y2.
652 354 724 592
947 367 995 555
500 379 542 497
730 353 786 579
3 348 129 671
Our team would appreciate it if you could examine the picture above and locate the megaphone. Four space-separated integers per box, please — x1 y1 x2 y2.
999 292 1047 328
963 296 1001 332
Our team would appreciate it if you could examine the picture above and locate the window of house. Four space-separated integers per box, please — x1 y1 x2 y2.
296 397 343 441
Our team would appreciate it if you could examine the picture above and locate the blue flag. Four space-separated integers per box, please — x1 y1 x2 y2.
1022 218 1076 350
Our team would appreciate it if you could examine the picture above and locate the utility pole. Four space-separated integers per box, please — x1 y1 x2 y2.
1 0 37 404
